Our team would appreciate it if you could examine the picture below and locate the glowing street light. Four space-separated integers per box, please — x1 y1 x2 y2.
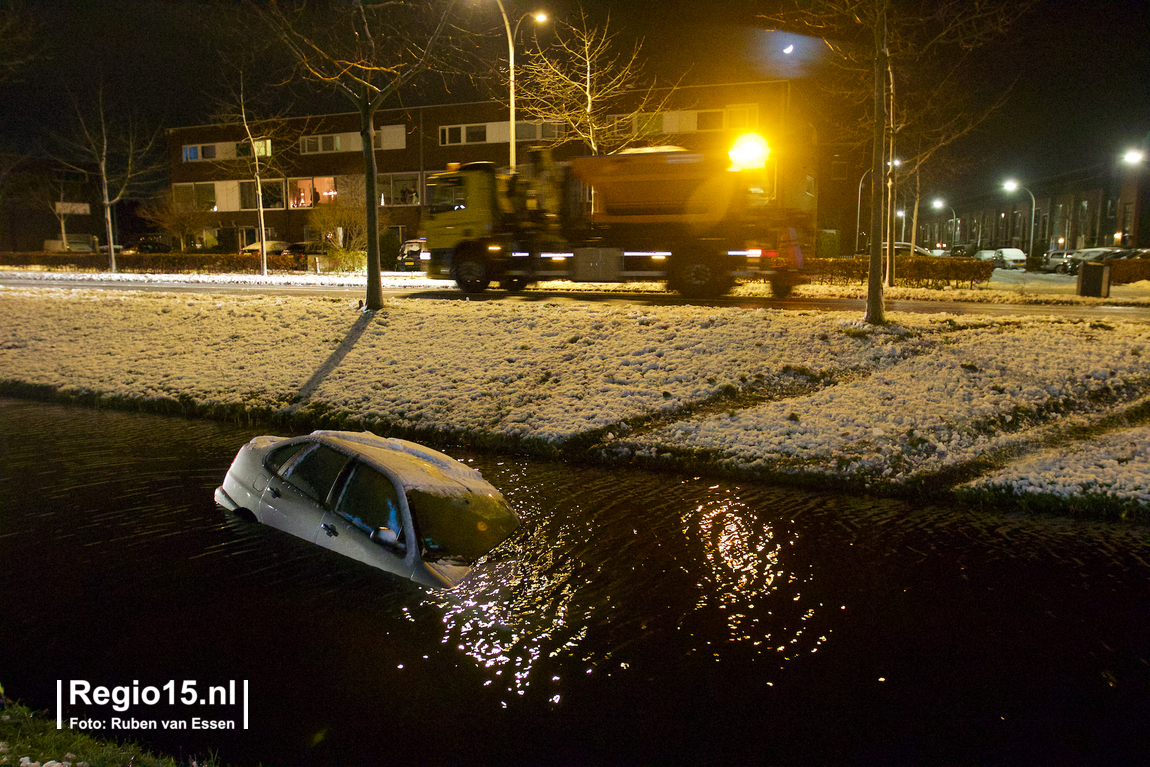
932 198 957 245
493 1 548 171
1124 149 1144 165
1003 179 1036 263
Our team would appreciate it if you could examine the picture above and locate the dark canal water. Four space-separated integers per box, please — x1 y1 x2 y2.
2 398 1149 765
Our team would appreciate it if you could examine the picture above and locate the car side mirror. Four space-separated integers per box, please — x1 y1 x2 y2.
371 527 405 552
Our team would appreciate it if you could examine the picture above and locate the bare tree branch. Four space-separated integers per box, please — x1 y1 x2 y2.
254 0 460 310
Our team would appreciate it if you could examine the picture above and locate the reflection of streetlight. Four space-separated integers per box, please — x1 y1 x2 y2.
1003 179 1036 263
932 198 957 245
493 1 547 171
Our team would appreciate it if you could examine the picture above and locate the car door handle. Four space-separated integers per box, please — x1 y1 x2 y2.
269 486 280 498
322 523 338 537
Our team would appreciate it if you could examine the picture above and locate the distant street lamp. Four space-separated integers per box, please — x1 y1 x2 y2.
854 168 871 252
896 209 906 242
1003 179 1036 263
493 0 547 172
855 158 901 253
1124 149 1145 165
932 198 957 245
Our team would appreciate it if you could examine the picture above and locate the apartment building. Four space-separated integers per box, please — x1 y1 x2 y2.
166 79 821 253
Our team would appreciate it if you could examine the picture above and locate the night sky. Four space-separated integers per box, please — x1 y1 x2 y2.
2 0 1147 203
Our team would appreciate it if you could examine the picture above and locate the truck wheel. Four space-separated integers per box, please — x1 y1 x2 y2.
770 281 793 298
500 277 528 292
669 250 733 299
453 255 490 293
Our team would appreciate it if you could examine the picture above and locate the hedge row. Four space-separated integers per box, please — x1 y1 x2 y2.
1109 259 1150 285
803 256 997 289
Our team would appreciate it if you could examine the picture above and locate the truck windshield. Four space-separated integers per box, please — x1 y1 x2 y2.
407 489 520 564
427 177 467 213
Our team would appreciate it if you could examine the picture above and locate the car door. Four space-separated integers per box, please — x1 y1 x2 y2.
259 443 352 542
316 461 416 580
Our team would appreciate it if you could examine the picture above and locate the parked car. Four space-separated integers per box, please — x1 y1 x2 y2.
1040 249 1074 273
994 248 1027 269
240 240 291 256
123 240 172 255
1066 248 1121 275
973 249 998 262
214 431 521 589
398 239 429 272
854 242 933 258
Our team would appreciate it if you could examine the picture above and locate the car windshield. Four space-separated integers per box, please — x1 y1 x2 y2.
407 489 520 563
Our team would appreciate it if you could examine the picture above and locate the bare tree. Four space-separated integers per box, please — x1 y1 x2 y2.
55 88 165 271
209 61 308 275
138 189 217 252
763 0 1034 323
256 0 459 311
14 167 90 251
0 0 41 86
514 10 674 156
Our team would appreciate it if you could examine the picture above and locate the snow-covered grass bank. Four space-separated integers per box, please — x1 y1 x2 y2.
2 283 1149 517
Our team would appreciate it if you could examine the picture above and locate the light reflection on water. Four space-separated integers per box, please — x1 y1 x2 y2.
423 467 832 703
4 398 1150 765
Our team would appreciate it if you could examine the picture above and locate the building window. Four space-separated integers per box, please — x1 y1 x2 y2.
300 135 341 154
541 122 566 140
439 124 492 146
440 126 462 145
182 144 217 162
288 177 336 208
696 110 724 131
378 172 421 206
174 182 217 211
239 180 284 210
237 139 271 158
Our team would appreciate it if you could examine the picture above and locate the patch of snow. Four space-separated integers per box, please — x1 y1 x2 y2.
0 281 1148 513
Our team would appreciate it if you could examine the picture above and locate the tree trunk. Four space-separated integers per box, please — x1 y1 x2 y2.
865 4 887 325
361 95 383 311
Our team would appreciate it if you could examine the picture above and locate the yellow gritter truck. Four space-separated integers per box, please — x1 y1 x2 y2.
421 133 811 298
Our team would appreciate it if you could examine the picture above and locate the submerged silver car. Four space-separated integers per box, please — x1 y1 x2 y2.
214 431 520 589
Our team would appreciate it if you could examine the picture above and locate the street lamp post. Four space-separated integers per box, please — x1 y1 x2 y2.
932 198 956 246
1003 179 1036 265
494 1 546 172
855 168 871 252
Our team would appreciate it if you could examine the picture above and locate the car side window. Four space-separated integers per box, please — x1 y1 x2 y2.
334 463 406 550
283 444 350 505
266 442 308 475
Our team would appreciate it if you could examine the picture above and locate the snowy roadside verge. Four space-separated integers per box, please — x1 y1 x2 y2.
2 285 1149 517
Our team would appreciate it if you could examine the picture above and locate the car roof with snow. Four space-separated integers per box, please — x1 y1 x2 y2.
308 430 500 497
